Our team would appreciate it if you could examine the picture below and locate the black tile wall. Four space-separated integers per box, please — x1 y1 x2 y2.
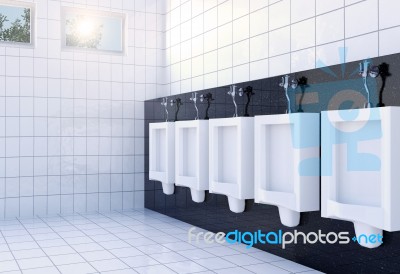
144 53 400 274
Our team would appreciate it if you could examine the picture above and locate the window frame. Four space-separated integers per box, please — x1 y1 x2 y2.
0 0 36 47
61 7 127 55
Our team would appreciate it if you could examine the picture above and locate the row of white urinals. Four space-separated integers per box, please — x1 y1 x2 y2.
149 107 400 249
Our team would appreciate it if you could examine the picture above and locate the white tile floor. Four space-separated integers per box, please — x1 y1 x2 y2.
0 209 324 274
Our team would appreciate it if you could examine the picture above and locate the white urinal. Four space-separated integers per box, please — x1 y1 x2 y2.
175 120 209 202
209 117 254 213
321 107 400 248
254 113 320 227
149 122 175 195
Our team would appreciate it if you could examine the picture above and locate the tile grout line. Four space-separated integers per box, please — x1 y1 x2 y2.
0 226 24 273
0 210 317 273
82 211 180 271
36 214 99 273
15 217 61 273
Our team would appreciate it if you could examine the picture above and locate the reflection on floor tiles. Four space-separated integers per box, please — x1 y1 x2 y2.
0 209 323 273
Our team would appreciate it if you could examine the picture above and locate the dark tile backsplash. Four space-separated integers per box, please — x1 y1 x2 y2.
144 53 400 274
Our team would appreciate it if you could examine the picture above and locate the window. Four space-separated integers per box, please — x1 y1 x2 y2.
62 7 126 53
0 1 34 45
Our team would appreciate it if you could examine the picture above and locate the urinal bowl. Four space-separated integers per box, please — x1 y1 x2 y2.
354 222 382 248
324 199 385 248
228 197 246 213
149 122 175 195
322 107 400 248
254 113 320 226
278 206 300 227
190 189 206 203
161 184 174 195
175 120 209 203
209 117 254 213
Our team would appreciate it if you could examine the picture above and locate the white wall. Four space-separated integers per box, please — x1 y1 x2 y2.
2 0 400 219
161 0 400 96
0 0 165 219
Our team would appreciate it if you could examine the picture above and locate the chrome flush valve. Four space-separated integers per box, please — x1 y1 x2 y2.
227 85 242 117
190 92 199 120
161 97 168 121
359 60 380 108
280 75 298 114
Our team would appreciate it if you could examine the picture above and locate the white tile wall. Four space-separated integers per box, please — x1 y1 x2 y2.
250 59 268 81
345 32 379 62
316 0 343 15
233 40 250 66
316 41 345 67
233 15 249 43
218 46 233 70
3 0 399 219
269 53 291 77
250 33 269 62
0 0 166 219
162 0 400 93
316 9 344 45
250 7 268 37
291 0 315 23
291 47 316 73
379 0 400 29
291 18 315 52
345 0 378 38
379 26 400 56
269 0 290 31
269 27 290 57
